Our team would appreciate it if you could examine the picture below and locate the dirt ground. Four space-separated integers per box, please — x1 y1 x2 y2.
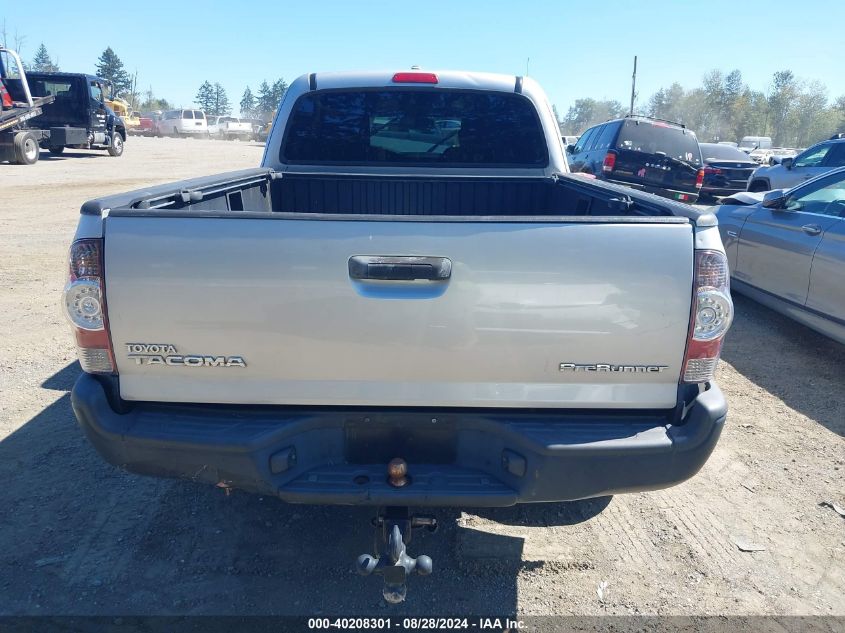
0 137 842 617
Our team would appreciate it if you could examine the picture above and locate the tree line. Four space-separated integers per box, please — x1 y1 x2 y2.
14 34 842 145
2 36 287 118
557 69 845 148
194 78 287 119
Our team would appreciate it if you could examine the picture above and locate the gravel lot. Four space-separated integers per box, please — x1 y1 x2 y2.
0 137 842 616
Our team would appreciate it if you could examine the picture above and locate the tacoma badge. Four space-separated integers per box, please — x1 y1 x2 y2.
126 343 246 368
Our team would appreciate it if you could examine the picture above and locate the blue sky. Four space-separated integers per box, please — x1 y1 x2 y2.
4 0 843 114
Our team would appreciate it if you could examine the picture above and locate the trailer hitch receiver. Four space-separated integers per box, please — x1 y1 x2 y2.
356 506 436 603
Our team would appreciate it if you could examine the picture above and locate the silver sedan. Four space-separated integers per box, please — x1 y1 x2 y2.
716 167 845 343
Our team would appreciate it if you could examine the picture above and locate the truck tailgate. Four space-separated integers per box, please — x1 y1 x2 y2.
104 215 693 409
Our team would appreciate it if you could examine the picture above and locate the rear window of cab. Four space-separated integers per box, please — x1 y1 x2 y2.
281 89 549 167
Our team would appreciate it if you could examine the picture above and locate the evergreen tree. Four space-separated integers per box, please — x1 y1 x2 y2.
95 47 132 95
271 78 288 107
257 80 275 117
195 81 215 113
212 83 231 116
239 86 256 118
32 43 59 72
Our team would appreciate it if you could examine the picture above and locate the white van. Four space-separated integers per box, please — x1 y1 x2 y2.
738 136 772 153
157 109 208 137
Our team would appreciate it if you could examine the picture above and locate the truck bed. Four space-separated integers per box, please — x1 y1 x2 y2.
85 168 706 222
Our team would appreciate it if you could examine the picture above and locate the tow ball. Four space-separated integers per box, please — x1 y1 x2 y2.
356 506 437 603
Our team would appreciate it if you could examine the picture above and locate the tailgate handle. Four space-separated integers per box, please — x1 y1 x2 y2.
348 256 452 281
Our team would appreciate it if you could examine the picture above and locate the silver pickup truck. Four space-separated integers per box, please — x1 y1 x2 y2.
65 70 732 601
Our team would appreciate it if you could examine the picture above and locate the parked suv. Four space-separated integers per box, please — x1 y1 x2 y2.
156 109 207 137
567 115 704 203
746 139 845 192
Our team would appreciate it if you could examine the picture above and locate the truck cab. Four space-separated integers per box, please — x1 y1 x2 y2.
26 72 126 156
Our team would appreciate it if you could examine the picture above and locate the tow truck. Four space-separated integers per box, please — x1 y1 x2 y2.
0 47 54 165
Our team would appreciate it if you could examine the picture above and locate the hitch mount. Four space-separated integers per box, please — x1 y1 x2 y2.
356 506 436 603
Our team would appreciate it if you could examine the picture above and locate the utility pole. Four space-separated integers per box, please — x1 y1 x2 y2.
526 57 530 77
131 69 138 108
629 55 637 115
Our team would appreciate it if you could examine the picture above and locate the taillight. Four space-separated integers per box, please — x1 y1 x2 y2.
602 151 616 173
695 168 705 189
682 250 733 383
392 72 438 84
63 238 115 374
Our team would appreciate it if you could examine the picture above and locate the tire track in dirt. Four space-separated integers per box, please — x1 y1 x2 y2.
61 479 169 587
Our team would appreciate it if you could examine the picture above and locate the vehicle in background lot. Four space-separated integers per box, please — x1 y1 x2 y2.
208 115 252 140
562 134 578 147
137 111 160 137
698 143 757 200
0 46 56 165
106 96 140 134
26 71 126 158
126 111 141 133
156 109 207 137
717 141 738 147
206 115 221 136
243 118 263 140
567 114 704 203
766 147 800 166
749 147 773 164
255 121 271 142
739 136 772 153
750 147 799 165
717 167 845 344
255 109 276 142
747 139 845 191
67 70 731 603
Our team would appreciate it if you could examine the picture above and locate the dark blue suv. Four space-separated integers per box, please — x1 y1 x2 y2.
566 115 704 204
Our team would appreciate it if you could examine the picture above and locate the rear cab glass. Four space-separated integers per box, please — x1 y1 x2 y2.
614 119 701 166
28 78 76 99
281 89 548 166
